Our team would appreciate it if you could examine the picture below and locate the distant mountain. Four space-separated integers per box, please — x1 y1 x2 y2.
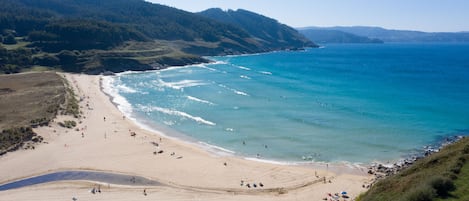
198 8 317 50
0 0 316 74
305 26 469 42
298 28 383 44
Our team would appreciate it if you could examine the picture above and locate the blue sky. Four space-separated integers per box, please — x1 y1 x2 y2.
147 0 469 32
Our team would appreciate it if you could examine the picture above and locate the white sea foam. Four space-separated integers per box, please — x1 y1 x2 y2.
218 84 250 96
240 75 251 80
101 76 133 116
156 78 207 90
244 157 295 165
197 65 217 72
187 96 215 105
116 84 138 93
207 60 228 65
232 65 251 71
234 90 249 96
259 71 273 75
198 141 235 156
139 105 216 126
225 128 235 132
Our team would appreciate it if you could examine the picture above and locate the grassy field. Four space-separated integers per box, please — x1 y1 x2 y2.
0 72 69 154
358 137 469 201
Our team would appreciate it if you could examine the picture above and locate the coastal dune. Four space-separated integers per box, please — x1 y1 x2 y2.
0 73 371 200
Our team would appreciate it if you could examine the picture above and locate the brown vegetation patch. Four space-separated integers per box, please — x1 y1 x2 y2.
0 72 66 154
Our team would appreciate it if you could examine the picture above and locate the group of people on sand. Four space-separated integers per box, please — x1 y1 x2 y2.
323 192 350 201
90 185 101 194
240 180 264 188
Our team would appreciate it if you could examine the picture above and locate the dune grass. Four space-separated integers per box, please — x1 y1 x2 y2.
0 72 78 155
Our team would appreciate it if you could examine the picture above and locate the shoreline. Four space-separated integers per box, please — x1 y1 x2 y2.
101 73 369 176
99 68 469 185
101 64 464 171
0 72 373 201
101 72 373 175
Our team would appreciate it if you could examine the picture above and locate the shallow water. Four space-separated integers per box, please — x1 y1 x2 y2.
104 43 469 164
0 171 160 191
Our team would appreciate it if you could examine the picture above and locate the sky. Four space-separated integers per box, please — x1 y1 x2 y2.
147 0 469 32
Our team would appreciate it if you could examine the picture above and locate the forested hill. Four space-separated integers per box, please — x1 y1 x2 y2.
0 0 316 74
198 8 316 50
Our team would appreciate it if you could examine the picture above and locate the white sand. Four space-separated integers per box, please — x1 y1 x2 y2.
0 73 373 201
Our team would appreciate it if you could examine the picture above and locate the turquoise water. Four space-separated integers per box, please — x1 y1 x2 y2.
103 43 469 164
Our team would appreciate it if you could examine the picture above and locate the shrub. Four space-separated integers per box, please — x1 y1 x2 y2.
430 176 455 197
27 31 59 41
0 127 36 152
463 144 469 154
59 120 77 128
403 184 436 201
34 54 60 66
3 34 17 45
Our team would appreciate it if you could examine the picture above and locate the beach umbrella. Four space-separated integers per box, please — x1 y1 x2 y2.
341 191 347 195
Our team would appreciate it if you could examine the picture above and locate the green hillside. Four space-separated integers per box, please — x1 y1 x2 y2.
0 0 315 74
358 137 469 201
199 8 316 50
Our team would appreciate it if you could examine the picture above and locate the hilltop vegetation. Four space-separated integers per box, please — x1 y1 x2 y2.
198 8 315 50
0 0 315 74
358 137 469 201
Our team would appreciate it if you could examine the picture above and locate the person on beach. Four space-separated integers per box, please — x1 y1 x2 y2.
143 189 147 196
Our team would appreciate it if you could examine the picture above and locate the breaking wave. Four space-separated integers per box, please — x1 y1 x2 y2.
187 96 215 105
138 105 216 126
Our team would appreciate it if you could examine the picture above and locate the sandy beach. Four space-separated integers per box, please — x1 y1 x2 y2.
0 73 372 201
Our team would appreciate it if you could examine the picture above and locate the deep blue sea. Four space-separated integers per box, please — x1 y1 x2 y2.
103 43 469 164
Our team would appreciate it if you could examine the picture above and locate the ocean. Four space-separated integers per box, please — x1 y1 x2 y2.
102 43 469 165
